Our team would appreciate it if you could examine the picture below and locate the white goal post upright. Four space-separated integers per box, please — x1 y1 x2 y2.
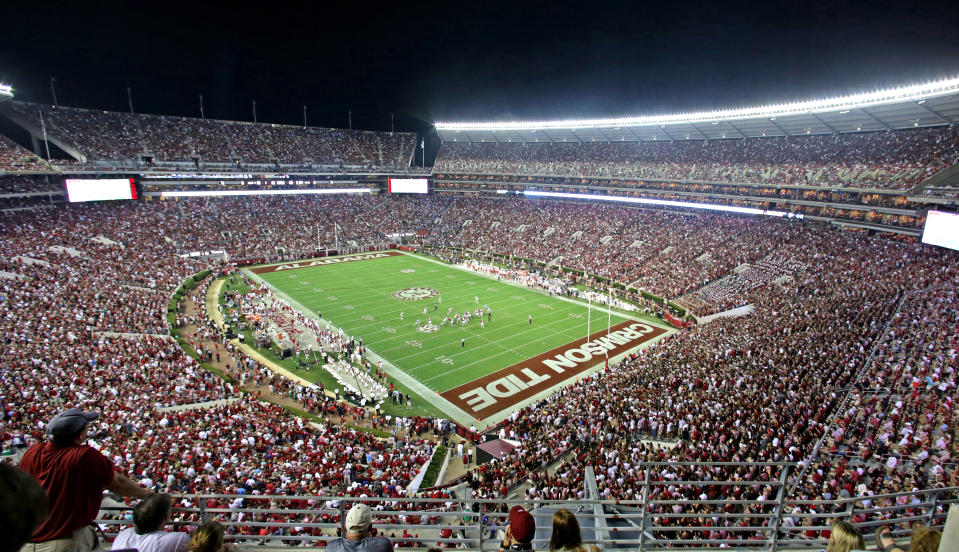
586 292 591 341
607 286 612 338
607 286 612 369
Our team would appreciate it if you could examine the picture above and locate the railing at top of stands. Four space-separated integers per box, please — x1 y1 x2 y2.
93 464 956 551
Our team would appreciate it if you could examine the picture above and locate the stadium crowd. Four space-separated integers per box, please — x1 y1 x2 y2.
110 194 807 306
1 192 956 547
435 126 959 190
429 196 804 303
459 226 957 543
0 200 441 495
0 136 50 173
4 102 415 167
0 176 61 194
136 195 448 263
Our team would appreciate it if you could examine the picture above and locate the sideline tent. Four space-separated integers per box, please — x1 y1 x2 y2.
476 438 520 464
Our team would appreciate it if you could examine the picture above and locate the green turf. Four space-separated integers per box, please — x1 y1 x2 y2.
253 253 637 395
220 277 447 419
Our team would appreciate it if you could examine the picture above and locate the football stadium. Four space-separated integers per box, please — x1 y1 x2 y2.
2 11 959 551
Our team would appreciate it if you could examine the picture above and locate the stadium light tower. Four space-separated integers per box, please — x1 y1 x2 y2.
435 76 959 132
0 83 13 101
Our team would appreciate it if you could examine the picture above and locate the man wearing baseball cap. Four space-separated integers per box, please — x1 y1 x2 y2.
500 505 535 551
19 408 154 552
325 503 394 552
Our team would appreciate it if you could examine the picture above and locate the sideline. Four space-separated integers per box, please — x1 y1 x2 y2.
207 279 226 328
157 397 242 413
206 277 316 388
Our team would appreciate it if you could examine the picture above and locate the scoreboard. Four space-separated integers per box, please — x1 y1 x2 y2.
388 178 428 193
922 210 959 251
65 178 137 202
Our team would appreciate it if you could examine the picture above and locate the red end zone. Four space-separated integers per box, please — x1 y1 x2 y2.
441 320 667 420
249 251 403 274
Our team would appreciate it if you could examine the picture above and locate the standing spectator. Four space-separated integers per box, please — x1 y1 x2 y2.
549 509 599 552
500 506 536 552
326 504 394 552
19 408 154 552
112 493 189 552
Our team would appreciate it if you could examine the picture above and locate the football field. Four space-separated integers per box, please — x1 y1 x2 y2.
247 251 671 425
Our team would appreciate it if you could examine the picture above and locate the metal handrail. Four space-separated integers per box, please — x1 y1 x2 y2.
92 483 956 550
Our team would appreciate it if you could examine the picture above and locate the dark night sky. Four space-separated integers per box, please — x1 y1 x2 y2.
2 0 958 134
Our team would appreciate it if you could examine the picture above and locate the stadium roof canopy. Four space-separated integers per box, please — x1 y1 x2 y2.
435 77 959 144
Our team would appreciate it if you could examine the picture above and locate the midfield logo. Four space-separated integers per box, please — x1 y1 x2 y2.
392 287 440 301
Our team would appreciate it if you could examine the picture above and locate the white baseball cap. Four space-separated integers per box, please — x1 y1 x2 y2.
345 503 372 533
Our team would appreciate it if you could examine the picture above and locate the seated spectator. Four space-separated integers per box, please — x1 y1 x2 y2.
186 522 229 552
825 520 864 552
18 408 153 552
112 493 189 552
326 504 394 552
0 463 48 552
549 509 598 552
876 522 942 552
500 506 535 552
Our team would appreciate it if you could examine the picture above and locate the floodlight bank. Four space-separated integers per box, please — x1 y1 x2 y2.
435 76 959 130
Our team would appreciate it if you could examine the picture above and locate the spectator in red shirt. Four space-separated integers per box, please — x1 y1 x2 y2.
19 408 154 552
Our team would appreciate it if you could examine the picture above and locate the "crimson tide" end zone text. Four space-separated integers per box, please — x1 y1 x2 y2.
441 321 667 420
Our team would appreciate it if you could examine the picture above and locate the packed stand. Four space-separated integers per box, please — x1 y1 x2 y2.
5 102 416 167
0 203 231 435
795 286 957 501
685 252 809 312
0 175 61 195
435 127 959 190
0 200 438 509
149 194 449 262
429 196 795 303
1 193 957 547
0 136 51 173
460 228 958 544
